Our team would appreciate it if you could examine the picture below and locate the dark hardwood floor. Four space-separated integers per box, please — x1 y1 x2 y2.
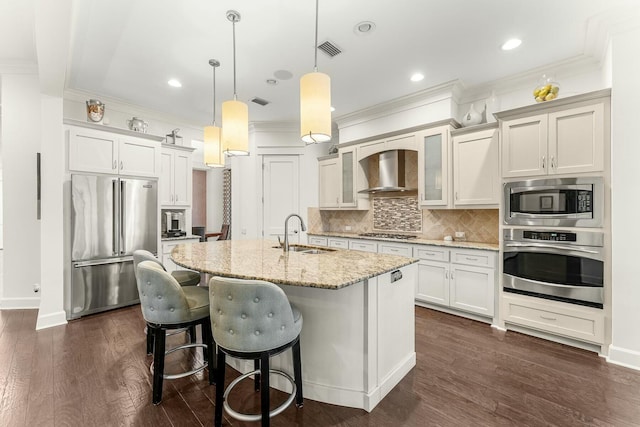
1 305 639 426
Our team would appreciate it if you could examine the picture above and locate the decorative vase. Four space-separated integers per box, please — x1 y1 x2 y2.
461 103 482 127
86 99 105 124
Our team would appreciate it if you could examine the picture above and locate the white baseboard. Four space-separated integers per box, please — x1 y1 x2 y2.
224 352 417 412
0 296 40 309
36 310 67 330
607 345 640 371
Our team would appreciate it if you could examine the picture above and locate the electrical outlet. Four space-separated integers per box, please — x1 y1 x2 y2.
345 225 352 231
455 231 466 240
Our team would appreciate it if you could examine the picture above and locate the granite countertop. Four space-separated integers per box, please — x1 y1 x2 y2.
171 239 417 290
308 232 499 252
161 234 202 241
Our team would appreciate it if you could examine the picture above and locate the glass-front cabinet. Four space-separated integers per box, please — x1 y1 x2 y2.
340 147 356 207
417 125 451 208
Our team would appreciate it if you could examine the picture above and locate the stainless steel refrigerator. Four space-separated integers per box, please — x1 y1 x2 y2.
67 174 158 319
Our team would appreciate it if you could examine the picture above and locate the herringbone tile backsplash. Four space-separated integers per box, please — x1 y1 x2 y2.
308 199 498 244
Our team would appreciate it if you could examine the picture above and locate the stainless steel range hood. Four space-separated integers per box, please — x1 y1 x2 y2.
359 150 416 193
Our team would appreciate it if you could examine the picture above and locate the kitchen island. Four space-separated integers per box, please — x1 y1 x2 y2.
172 239 418 412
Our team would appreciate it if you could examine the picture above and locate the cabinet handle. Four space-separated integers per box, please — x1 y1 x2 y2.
455 192 458 200
423 251 436 256
450 271 454 280
542 156 546 170
113 160 117 170
540 315 557 321
170 194 173 202
120 161 123 170
551 155 556 169
465 257 478 261
175 194 179 202
445 271 448 279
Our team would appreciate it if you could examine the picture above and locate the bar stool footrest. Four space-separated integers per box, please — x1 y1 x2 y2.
150 343 208 380
223 369 297 422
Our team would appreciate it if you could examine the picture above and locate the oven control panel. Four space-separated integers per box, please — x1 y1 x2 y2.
522 230 577 242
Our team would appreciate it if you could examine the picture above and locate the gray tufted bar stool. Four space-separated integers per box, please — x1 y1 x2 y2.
209 276 303 427
133 250 202 354
136 260 215 404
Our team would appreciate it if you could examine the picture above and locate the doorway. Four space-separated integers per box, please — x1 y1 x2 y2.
262 155 300 241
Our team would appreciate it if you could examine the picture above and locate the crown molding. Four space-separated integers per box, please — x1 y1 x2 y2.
334 79 463 129
458 55 601 104
63 88 205 131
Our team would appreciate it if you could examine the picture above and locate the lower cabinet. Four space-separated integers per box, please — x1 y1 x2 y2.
161 238 200 273
308 236 328 247
415 247 496 318
502 292 604 344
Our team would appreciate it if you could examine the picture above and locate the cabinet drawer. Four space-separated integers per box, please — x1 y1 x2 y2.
413 246 449 262
503 294 604 344
308 236 328 247
328 238 348 249
349 240 378 253
379 243 411 257
451 249 495 267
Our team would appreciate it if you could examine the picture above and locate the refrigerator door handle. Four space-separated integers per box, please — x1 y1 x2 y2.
74 257 132 268
112 179 118 256
121 180 126 255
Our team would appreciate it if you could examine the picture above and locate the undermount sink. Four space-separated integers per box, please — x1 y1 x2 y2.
272 244 336 254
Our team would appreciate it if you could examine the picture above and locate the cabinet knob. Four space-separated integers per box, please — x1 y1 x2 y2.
542 156 546 170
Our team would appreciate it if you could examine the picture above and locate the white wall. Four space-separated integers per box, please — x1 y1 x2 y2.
0 73 42 308
608 25 640 369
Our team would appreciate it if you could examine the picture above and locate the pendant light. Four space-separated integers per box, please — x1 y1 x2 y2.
300 0 331 144
222 10 249 156
204 59 224 168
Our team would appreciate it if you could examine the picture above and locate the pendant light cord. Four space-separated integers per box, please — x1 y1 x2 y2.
212 65 216 126
313 0 319 72
232 18 238 100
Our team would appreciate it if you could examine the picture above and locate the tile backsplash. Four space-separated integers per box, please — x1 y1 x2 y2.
308 202 499 244
372 196 422 232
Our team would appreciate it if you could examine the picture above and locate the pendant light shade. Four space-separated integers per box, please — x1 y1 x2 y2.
204 59 224 167
204 125 223 167
300 0 332 144
300 71 331 143
222 10 249 156
222 99 249 155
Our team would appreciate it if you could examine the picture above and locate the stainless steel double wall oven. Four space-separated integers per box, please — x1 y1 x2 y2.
502 177 605 308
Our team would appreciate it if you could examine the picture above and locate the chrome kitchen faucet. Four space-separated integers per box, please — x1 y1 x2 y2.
282 214 307 252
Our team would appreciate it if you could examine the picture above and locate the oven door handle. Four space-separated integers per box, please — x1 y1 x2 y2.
509 184 593 193
504 242 600 254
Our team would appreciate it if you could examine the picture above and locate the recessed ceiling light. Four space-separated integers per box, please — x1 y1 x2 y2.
354 21 376 35
410 73 424 82
168 79 182 88
501 38 522 51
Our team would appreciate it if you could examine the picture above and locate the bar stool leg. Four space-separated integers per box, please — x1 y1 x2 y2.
292 339 304 407
189 325 197 344
214 351 226 427
146 326 154 355
254 359 260 391
260 353 270 427
152 326 166 405
202 319 215 385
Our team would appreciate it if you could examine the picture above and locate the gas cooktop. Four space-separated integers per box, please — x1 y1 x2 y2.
358 232 417 240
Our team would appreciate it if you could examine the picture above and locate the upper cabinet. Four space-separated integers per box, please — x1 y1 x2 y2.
452 125 499 207
339 146 357 207
67 124 160 178
498 90 609 179
160 145 194 207
417 124 452 208
318 155 340 209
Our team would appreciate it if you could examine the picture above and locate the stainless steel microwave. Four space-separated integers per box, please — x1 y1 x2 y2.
504 177 603 227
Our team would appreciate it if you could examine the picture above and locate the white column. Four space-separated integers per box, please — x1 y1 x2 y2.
609 24 640 369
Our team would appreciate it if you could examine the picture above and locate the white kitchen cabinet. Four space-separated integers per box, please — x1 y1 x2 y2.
417 124 451 208
327 237 349 249
502 292 604 344
500 93 608 178
339 147 356 207
68 127 159 177
161 238 200 273
308 236 328 247
452 125 499 207
318 156 340 209
349 239 378 253
160 145 194 207
378 242 412 257
414 246 496 318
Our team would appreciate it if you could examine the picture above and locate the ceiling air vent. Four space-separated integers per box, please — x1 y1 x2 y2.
250 97 270 106
318 40 342 58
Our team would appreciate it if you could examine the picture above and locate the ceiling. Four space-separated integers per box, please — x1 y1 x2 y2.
2 0 637 125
